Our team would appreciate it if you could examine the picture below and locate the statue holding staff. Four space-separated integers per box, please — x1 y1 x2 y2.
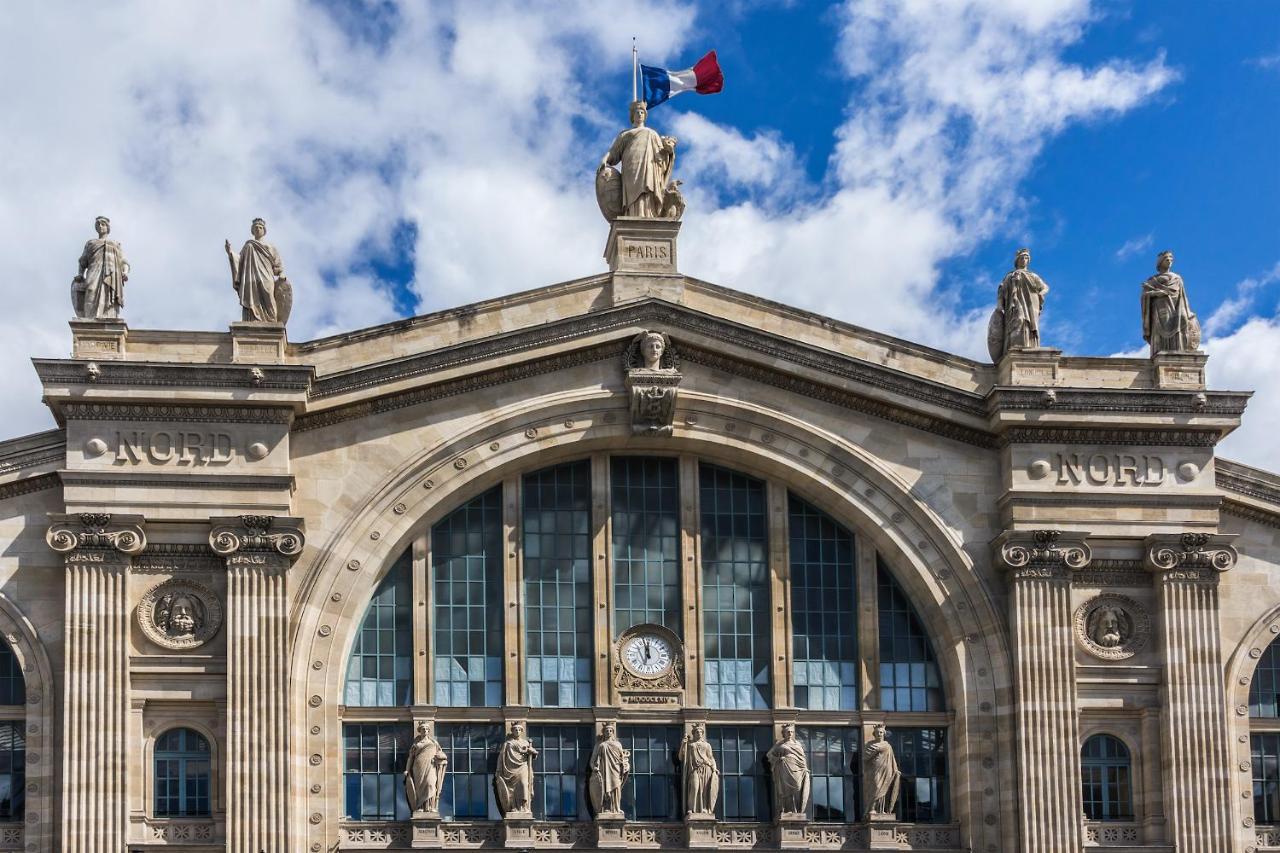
678 723 719 818
1141 250 1200 355
404 721 448 815
72 216 129 320
588 722 630 816
224 218 292 324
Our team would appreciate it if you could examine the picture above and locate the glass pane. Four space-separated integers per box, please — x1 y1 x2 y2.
887 728 948 823
344 553 413 707
0 640 24 707
529 725 590 820
611 457 681 634
438 723 501 820
1080 734 1133 821
799 726 858 822
1251 637 1280 718
341 723 410 820
153 727 209 818
705 725 771 820
1253 733 1280 825
789 495 857 710
619 725 681 821
877 561 944 712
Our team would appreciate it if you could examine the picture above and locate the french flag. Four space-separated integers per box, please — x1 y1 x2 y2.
641 51 724 108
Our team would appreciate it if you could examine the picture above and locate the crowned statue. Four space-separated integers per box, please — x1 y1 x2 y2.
494 721 538 817
225 218 293 325
72 216 130 320
404 722 448 816
678 724 720 818
597 100 685 222
988 248 1050 361
1141 250 1201 355
588 722 631 816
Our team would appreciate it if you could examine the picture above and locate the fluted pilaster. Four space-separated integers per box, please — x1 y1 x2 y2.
1145 533 1236 853
210 515 304 853
47 512 145 853
995 530 1090 853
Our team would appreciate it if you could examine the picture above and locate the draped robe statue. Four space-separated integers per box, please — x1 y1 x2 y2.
989 248 1049 360
588 723 630 816
1141 251 1201 355
494 721 538 816
767 725 811 817
73 216 129 320
597 100 680 220
862 724 901 819
678 724 720 818
225 218 291 324
404 722 448 815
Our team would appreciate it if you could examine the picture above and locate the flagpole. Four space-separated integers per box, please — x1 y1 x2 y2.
632 38 637 102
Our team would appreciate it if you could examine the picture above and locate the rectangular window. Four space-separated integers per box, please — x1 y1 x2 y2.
706 725 771 821
0 645 22 707
1254 732 1280 825
889 728 948 823
529 725 591 821
619 725 681 821
523 461 594 708
438 724 502 820
344 553 412 707
611 456 681 634
789 495 858 710
433 486 504 707
700 465 770 710
799 726 858 822
342 723 411 821
878 560 944 712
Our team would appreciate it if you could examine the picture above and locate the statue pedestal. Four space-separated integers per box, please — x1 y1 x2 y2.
409 811 444 848
502 813 534 848
867 814 904 850
1151 350 1207 390
594 813 627 848
605 217 684 305
776 813 809 849
230 321 286 364
70 318 127 360
997 347 1062 386
684 814 717 849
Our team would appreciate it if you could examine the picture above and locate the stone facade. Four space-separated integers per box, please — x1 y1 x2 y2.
0 220 1273 852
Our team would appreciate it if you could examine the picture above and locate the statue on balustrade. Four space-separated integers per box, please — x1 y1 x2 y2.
597 100 684 221
767 724 811 817
678 723 720 818
494 720 538 816
1141 250 1201 355
224 218 293 324
588 722 631 816
72 216 130 320
404 721 448 816
862 724 901 820
988 247 1050 361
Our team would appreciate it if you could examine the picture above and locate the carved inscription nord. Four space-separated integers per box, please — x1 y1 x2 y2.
1056 452 1166 486
113 430 235 465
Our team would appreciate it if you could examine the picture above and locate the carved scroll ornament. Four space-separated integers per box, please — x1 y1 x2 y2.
47 513 146 555
209 515 304 557
1145 532 1237 573
996 529 1092 577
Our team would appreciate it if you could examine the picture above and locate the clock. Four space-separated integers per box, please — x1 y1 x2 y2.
621 631 674 678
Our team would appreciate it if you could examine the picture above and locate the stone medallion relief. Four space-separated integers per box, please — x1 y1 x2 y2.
1074 594 1150 661
138 580 223 650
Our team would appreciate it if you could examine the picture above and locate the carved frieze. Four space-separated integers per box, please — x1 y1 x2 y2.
994 530 1092 579
46 512 146 555
209 515 305 558
1073 594 1150 660
623 331 682 437
137 579 223 650
1144 532 1237 575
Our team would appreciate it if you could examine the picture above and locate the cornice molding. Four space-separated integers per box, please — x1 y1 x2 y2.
33 359 313 391
1221 499 1280 529
999 427 1220 447
0 473 59 502
62 403 293 424
0 431 64 475
1216 459 1280 508
988 386 1249 416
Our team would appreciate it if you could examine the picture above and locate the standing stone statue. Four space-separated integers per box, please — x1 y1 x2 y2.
862 724 901 820
224 218 293 324
404 721 448 815
988 248 1050 361
678 724 720 818
767 724 811 817
494 721 538 816
597 100 683 221
1141 250 1201 355
588 722 631 816
72 216 130 320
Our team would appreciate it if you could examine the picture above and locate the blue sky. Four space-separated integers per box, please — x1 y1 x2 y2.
0 0 1277 464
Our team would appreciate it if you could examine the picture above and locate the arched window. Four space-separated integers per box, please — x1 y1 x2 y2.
1251 636 1280 824
154 728 211 817
335 455 953 826
0 638 25 821
1081 734 1134 821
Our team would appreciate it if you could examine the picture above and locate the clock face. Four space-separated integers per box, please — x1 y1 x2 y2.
621 633 674 678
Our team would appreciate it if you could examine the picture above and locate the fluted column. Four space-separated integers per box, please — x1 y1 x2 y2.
210 515 304 853
1145 533 1236 853
995 530 1090 853
47 513 146 853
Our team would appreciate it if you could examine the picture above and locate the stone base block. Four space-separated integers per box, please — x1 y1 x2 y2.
230 321 286 363
867 818 905 850
410 812 444 848
70 318 127 360
502 814 534 848
1152 351 1207 389
997 347 1062 386
776 813 809 848
605 216 680 274
594 814 627 848
685 814 717 849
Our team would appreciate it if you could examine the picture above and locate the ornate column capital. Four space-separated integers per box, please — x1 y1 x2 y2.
993 529 1092 579
1144 532 1237 578
46 512 147 555
208 515 305 560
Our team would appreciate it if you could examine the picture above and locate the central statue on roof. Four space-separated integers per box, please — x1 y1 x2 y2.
597 100 685 221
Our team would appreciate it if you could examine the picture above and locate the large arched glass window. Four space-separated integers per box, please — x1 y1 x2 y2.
335 454 952 827
154 728 211 817
0 638 25 821
1081 734 1134 821
1252 636 1280 824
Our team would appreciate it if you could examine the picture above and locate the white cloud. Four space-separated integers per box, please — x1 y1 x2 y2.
1115 233 1154 260
1203 262 1280 338
1207 316 1280 470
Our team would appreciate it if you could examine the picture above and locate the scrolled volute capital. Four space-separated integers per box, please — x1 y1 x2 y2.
208 515 305 560
1144 532 1237 575
993 529 1092 578
46 512 147 556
